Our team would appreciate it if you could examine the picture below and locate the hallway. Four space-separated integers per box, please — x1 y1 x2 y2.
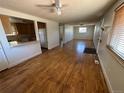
0 40 108 93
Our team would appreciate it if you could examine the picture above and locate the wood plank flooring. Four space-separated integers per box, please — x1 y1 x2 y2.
0 40 109 93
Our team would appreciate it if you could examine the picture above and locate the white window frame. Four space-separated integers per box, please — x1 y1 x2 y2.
109 3 124 61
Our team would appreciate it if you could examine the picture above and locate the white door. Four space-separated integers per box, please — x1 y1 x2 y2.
0 41 8 71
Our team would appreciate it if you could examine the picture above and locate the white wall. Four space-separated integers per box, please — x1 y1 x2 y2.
64 25 74 43
93 1 124 93
0 7 59 68
74 25 94 40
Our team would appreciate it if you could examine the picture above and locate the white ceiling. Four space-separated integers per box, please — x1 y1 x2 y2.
0 0 117 23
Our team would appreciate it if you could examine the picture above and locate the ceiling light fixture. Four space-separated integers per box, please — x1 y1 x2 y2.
56 8 61 15
36 0 66 15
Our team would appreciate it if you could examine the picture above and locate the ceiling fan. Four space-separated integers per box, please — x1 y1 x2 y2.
36 0 66 15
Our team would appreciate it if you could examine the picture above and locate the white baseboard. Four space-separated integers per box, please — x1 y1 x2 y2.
98 54 114 93
48 43 59 50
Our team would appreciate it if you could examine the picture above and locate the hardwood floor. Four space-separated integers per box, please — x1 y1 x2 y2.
0 40 109 93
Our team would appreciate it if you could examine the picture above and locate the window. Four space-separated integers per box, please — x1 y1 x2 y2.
109 3 124 60
79 27 87 33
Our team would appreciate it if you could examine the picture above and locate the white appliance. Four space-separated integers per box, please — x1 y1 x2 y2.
39 29 48 48
0 42 8 71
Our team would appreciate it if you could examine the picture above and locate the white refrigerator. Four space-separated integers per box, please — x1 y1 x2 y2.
38 29 48 48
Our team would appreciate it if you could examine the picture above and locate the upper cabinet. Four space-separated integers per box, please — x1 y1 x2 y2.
0 15 12 34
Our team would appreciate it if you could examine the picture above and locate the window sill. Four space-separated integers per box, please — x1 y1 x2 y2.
106 46 124 67
9 41 39 48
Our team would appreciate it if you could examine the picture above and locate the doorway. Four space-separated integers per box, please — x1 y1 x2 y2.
37 22 48 53
59 24 65 47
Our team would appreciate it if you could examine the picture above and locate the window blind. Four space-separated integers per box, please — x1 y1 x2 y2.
110 4 124 60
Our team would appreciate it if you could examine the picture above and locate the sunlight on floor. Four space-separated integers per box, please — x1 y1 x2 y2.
76 42 86 54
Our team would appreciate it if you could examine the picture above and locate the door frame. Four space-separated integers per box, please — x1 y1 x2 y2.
96 18 104 53
37 22 48 50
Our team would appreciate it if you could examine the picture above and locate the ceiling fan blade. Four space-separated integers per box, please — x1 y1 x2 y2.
62 4 68 7
50 0 55 4
49 8 55 13
36 4 53 7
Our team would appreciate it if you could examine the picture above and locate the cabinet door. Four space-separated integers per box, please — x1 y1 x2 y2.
0 43 8 71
